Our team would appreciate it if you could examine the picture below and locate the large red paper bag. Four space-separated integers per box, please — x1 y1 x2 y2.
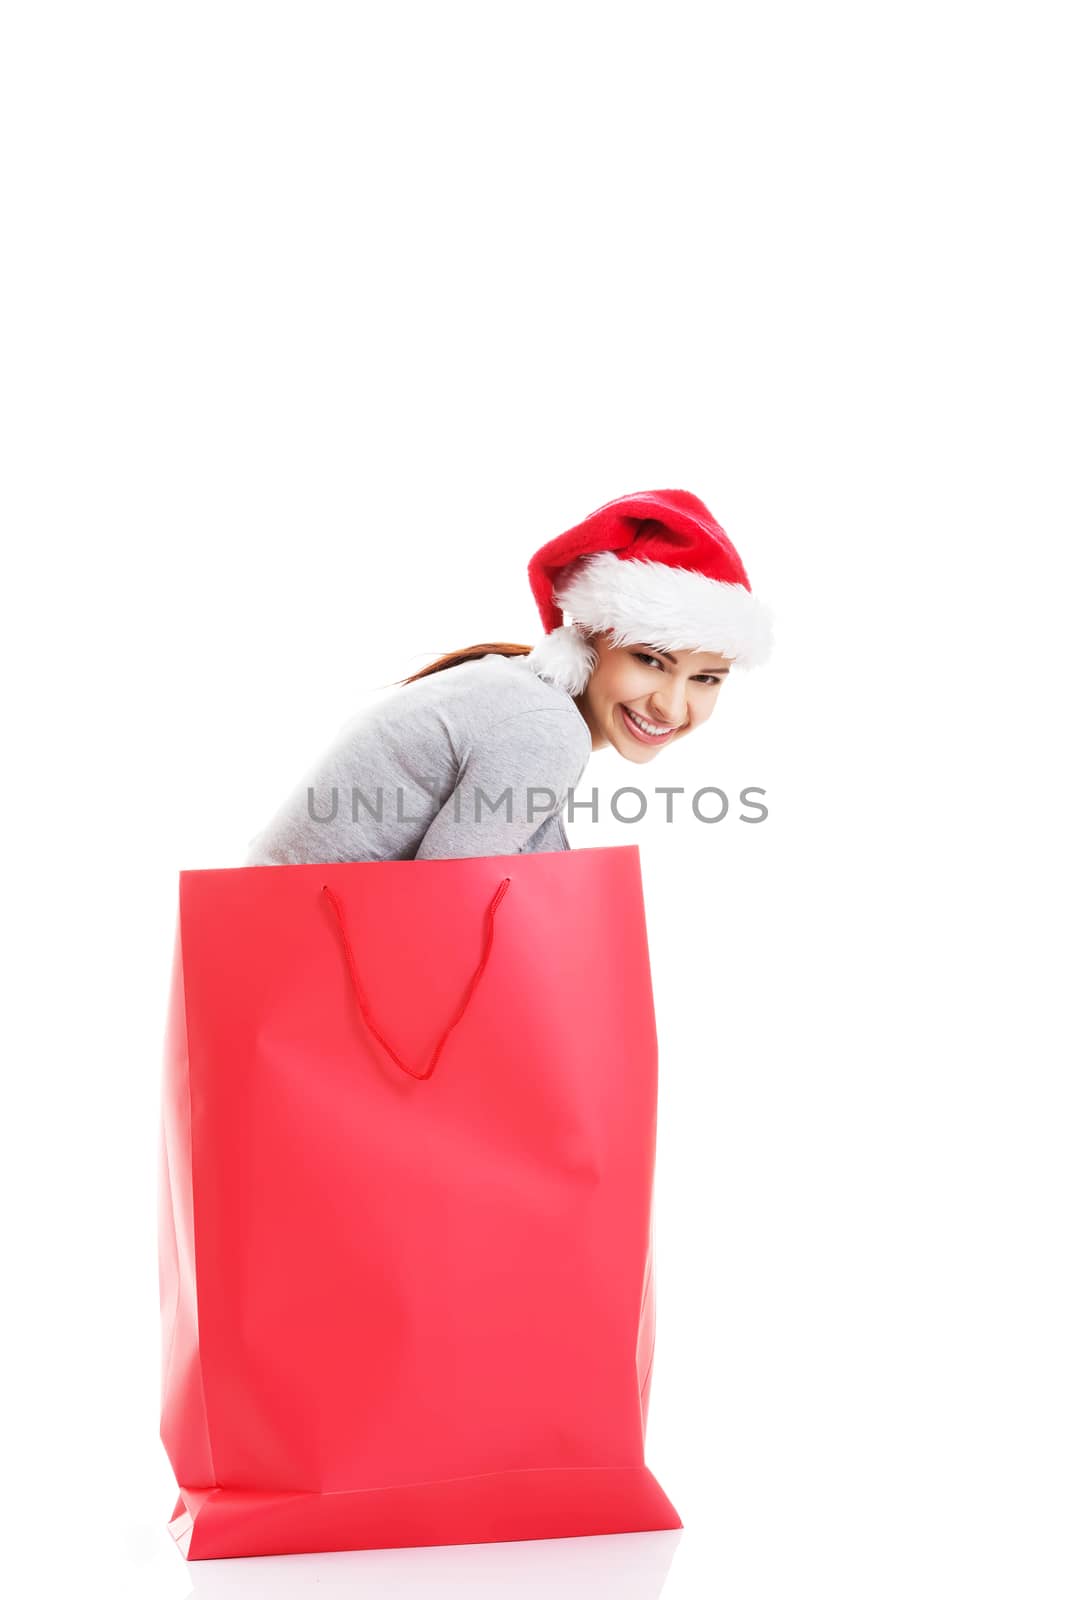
158 842 681 1559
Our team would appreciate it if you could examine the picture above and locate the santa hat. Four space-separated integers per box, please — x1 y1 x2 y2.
524 488 773 696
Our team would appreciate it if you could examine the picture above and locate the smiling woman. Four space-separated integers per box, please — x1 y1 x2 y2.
574 637 735 759
244 489 773 864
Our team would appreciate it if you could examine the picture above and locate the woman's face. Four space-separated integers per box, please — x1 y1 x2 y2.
575 632 734 760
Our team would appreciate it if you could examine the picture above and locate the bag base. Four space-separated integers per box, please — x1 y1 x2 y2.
168 1464 683 1560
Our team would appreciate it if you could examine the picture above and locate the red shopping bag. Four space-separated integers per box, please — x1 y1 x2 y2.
158 843 681 1559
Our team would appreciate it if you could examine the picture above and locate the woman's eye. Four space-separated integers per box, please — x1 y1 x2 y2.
633 652 720 685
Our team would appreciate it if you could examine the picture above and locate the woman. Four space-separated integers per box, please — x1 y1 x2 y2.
244 487 773 865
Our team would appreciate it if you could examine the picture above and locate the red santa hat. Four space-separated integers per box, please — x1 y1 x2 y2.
524 488 774 696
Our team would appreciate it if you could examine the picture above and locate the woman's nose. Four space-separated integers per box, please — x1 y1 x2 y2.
652 684 690 725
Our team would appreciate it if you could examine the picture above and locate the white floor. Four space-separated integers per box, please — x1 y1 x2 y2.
115 1520 684 1599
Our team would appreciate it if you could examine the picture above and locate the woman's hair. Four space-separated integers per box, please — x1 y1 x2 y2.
395 642 535 687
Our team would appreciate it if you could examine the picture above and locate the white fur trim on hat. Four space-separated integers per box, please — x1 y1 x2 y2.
524 625 599 696
556 552 773 668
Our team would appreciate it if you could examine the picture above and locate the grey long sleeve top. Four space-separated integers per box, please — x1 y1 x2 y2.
244 652 594 865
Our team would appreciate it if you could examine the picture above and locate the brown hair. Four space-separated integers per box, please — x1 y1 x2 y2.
395 642 535 687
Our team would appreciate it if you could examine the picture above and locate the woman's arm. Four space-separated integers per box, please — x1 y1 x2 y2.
414 707 588 860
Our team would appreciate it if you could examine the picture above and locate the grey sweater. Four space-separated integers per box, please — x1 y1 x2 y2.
244 652 594 865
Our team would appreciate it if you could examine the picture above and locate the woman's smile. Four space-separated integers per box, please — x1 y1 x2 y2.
618 704 683 744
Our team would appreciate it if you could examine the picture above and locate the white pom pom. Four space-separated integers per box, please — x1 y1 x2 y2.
523 625 598 696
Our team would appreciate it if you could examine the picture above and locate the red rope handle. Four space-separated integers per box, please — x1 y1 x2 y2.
321 876 512 1081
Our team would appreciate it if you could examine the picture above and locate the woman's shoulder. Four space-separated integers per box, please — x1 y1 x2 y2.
323 652 590 773
450 653 591 756
381 650 576 721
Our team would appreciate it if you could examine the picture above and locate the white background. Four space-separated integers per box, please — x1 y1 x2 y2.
3 3 1065 1596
